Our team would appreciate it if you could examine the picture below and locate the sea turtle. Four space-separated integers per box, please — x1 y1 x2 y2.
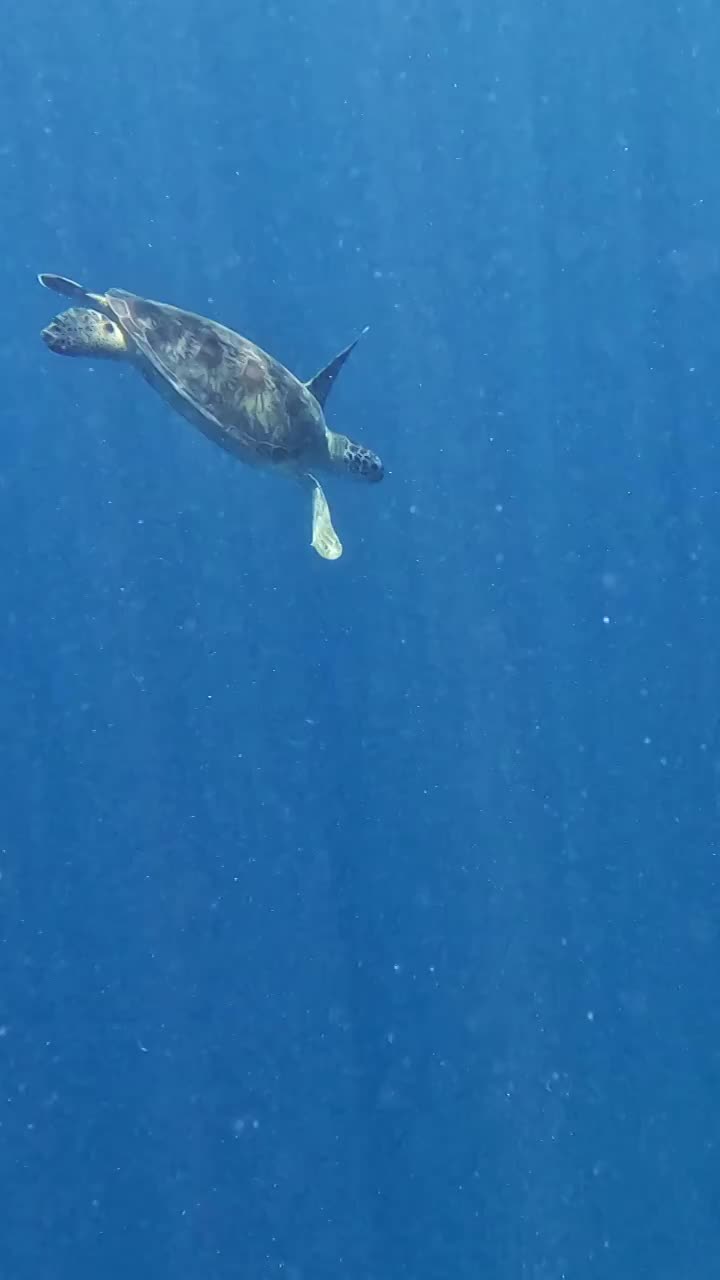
38 273 384 560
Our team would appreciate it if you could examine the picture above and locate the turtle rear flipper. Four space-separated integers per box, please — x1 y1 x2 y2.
304 474 343 560
42 307 129 359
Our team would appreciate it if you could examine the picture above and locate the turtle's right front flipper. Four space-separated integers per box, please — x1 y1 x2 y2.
38 273 108 308
300 473 343 560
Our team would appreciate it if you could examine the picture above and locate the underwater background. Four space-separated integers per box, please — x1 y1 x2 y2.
2 1 720 1277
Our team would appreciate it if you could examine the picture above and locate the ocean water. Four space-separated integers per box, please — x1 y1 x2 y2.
1 2 719 1277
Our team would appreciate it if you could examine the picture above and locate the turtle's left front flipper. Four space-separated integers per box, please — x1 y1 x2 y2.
305 327 369 409
38 274 108 308
301 473 343 560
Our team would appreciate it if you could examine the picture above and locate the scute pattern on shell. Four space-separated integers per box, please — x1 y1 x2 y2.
112 294 325 464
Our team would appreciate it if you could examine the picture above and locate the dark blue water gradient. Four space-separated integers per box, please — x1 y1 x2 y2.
0 2 719 1277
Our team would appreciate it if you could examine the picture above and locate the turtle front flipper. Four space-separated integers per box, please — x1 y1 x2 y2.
41 307 129 360
302 473 343 560
305 327 369 409
38 273 109 308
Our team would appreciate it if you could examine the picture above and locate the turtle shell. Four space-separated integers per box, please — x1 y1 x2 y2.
106 290 325 466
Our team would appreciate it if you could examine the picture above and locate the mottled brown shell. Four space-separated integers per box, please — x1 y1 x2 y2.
106 290 326 467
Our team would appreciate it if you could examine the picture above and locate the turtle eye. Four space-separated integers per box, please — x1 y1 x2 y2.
103 322 114 334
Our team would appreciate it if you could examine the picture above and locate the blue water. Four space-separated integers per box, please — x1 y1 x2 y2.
2 2 719 1277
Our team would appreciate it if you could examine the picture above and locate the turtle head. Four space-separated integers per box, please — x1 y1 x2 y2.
327 430 384 483
41 307 129 360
